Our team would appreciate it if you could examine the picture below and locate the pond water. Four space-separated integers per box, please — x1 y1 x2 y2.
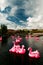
0 36 43 65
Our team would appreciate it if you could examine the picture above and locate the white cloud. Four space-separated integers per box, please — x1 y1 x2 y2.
27 15 42 22
23 0 43 17
0 0 18 16
23 0 37 16
0 11 43 30
0 0 43 29
0 0 43 18
0 12 25 30
26 15 43 29
0 0 10 11
9 6 18 16
0 12 17 29
23 0 43 29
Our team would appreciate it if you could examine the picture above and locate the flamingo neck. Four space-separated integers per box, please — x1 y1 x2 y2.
29 48 32 53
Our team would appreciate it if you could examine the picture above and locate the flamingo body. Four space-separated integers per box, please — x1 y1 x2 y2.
28 47 40 59
19 45 26 54
9 44 26 54
9 47 16 53
19 48 26 54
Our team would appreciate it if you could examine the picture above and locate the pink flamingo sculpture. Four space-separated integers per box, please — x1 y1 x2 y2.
16 39 20 43
19 45 26 54
12 39 21 45
11 36 14 39
9 44 26 54
0 36 2 41
18 45 26 65
17 36 22 41
28 47 40 59
29 35 32 39
15 45 20 54
9 45 16 53
9 44 26 65
9 44 20 63
25 35 29 41
9 44 20 53
34 36 39 41
15 39 21 45
15 37 22 45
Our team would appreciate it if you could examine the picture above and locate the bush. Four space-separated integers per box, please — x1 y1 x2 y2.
1 25 8 45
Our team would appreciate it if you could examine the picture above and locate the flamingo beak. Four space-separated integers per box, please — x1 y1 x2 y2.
28 47 31 50
28 48 30 50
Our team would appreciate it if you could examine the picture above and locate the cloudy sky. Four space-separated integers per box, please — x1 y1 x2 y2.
0 0 43 29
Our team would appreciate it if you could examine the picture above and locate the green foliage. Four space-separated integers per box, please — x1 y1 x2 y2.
1 24 7 35
1 25 8 44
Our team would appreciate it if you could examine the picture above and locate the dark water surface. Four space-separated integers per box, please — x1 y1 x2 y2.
0 36 43 65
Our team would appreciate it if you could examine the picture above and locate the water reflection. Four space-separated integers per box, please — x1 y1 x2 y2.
27 36 43 65
0 35 43 65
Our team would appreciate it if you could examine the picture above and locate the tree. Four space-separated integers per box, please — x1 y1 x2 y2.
1 24 8 45
1 24 7 34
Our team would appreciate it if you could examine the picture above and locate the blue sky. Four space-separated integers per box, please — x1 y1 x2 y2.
0 0 43 29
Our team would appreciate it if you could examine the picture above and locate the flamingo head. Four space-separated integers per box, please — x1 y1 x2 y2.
22 45 25 48
28 47 32 51
18 36 20 38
